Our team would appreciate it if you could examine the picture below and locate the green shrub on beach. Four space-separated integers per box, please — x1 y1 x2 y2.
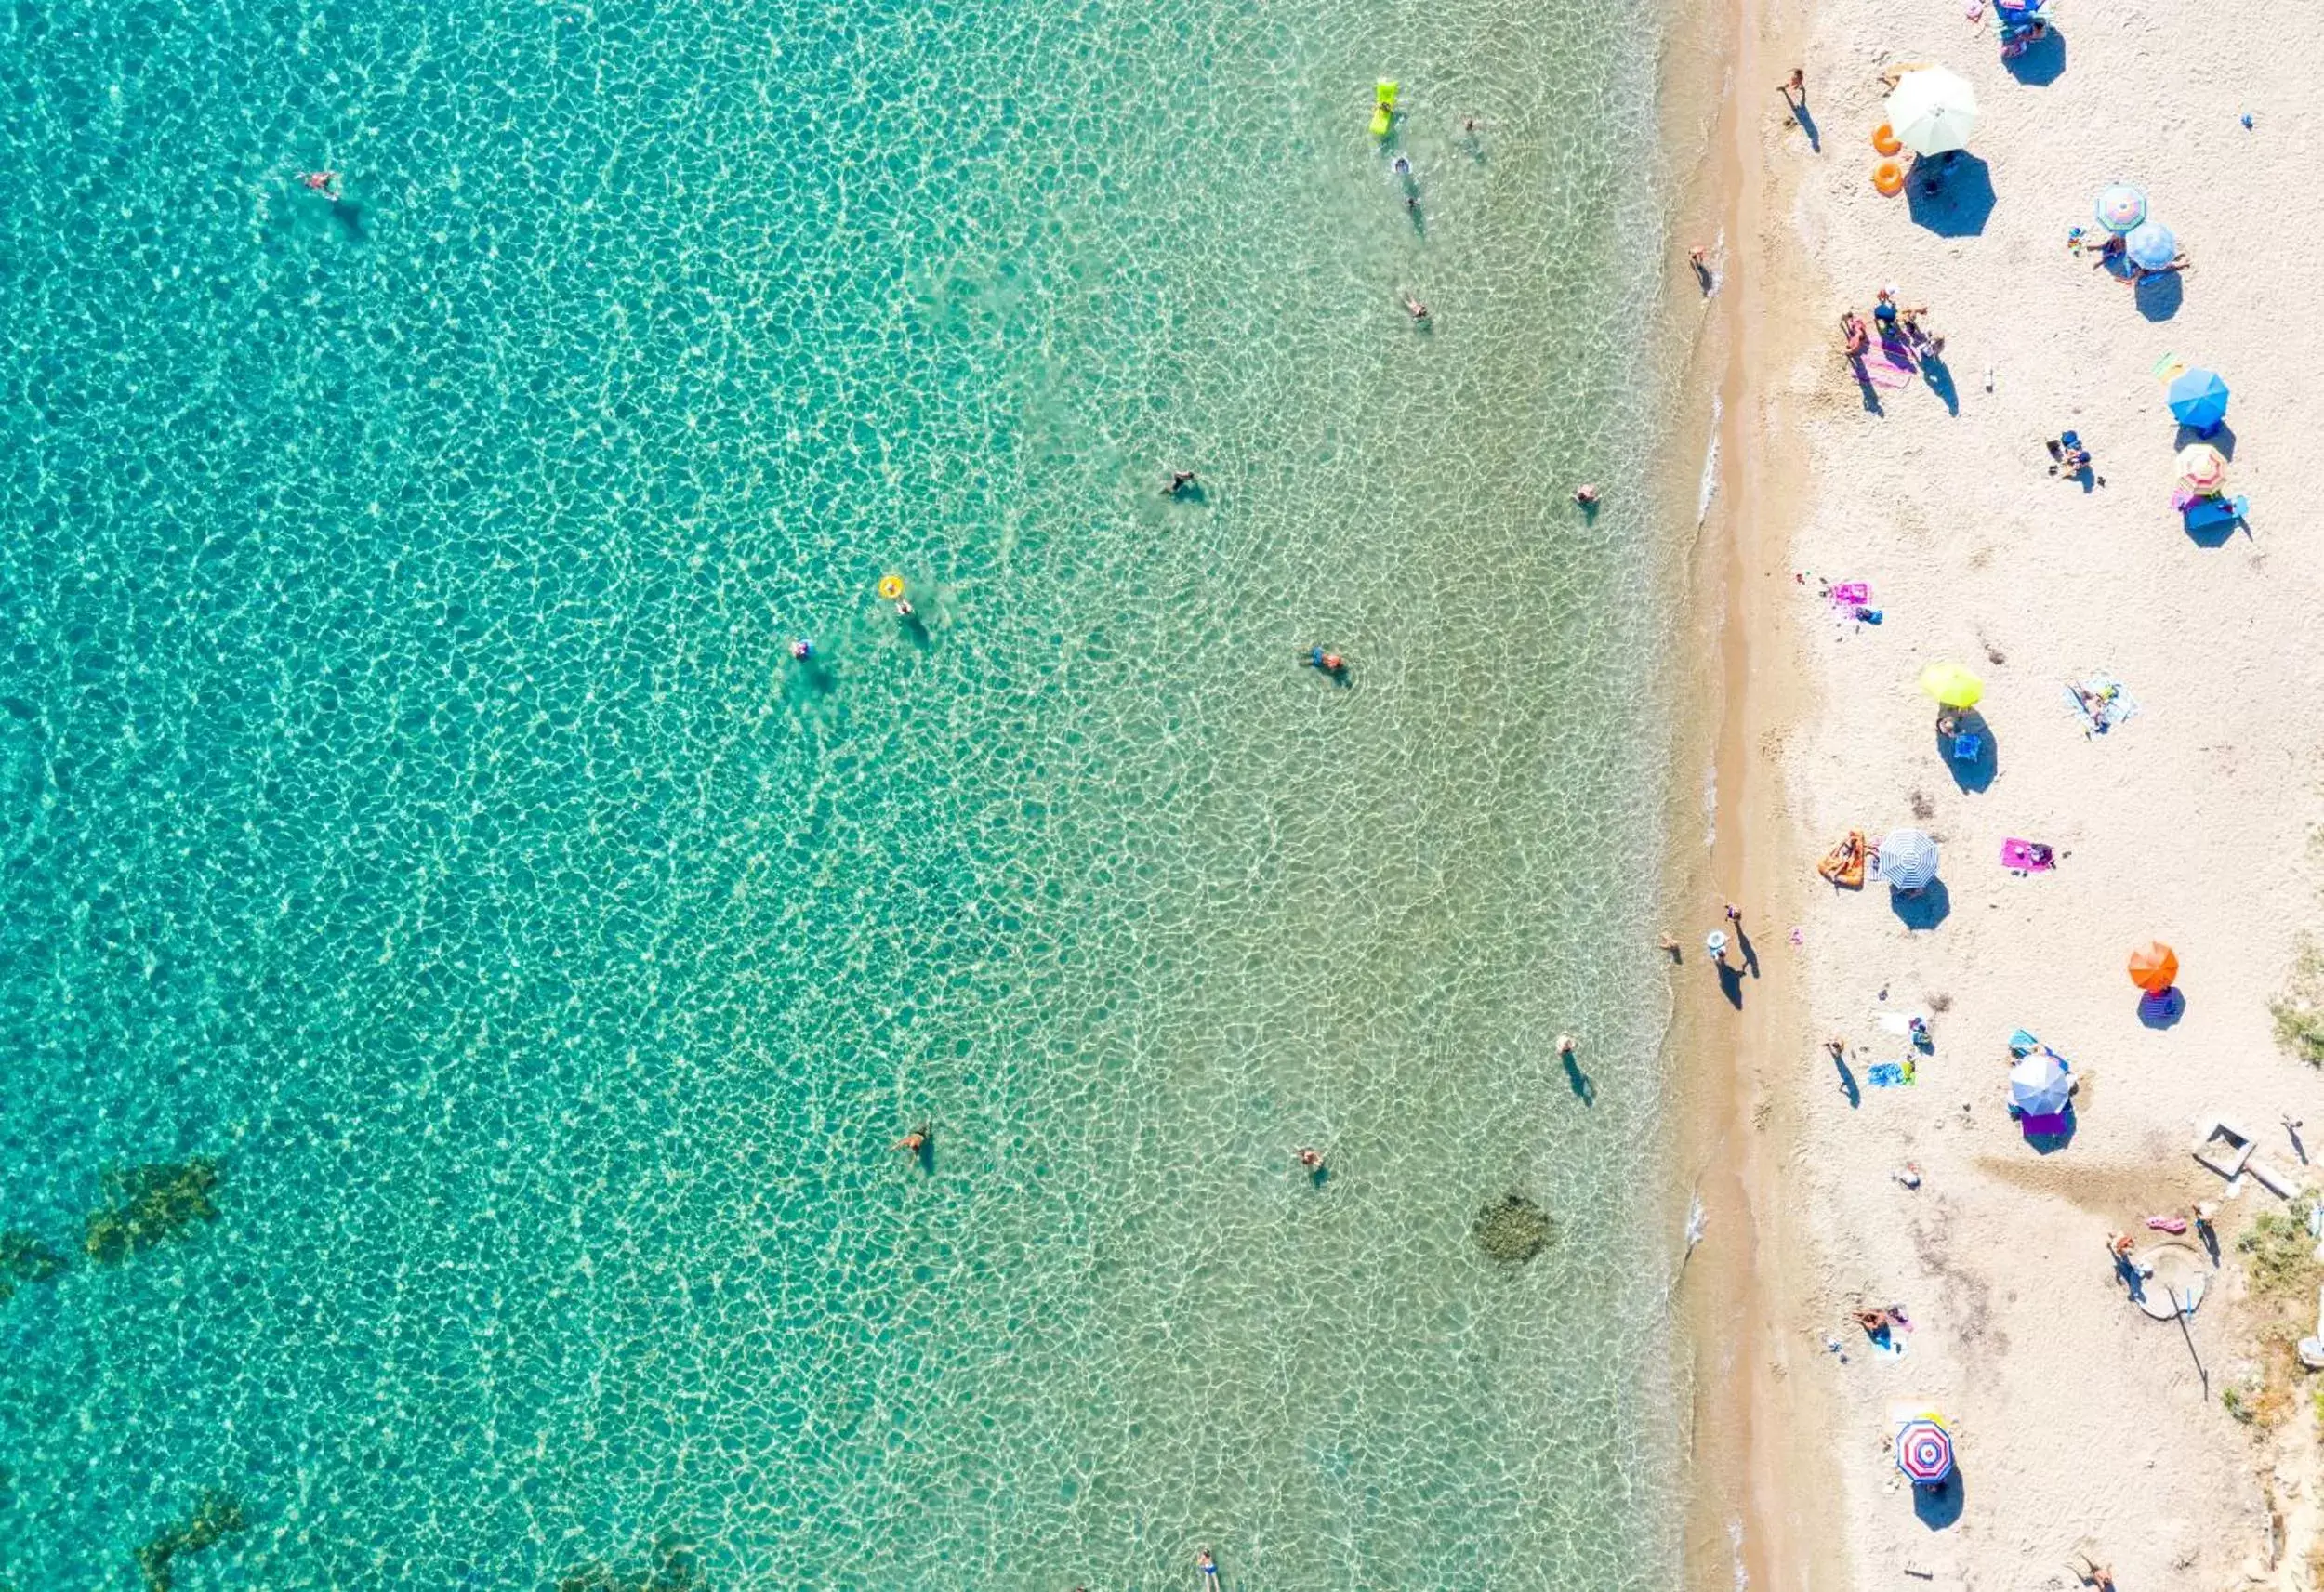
2237 1209 2322 1301
2272 941 2324 1067
83 1159 221 1264
133 1490 245 1592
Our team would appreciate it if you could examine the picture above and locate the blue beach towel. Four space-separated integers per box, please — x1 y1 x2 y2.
2066 676 2140 734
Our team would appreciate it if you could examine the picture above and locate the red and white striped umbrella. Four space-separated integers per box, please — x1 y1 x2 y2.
1895 1415 1956 1484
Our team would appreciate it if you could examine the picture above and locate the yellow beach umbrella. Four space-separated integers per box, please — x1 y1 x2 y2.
1918 661 1984 709
2176 442 2227 493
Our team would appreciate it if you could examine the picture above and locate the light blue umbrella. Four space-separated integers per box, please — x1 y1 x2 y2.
2125 220 2178 270
2008 1051 2072 1117
1877 829 1940 891
2093 182 2147 234
2166 367 2229 433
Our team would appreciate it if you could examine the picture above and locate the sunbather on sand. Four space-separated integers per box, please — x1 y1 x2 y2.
1840 312 1868 359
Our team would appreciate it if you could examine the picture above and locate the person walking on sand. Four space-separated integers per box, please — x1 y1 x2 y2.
1657 933 1681 958
1776 68 1805 106
1706 929 1731 967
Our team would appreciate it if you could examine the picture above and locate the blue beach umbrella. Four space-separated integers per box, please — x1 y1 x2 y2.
2124 220 2178 270
2093 182 2147 234
2166 367 2230 432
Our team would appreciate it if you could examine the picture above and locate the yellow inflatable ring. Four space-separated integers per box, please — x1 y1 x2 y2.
1871 123 1903 156
878 574 905 600
1873 161 1906 196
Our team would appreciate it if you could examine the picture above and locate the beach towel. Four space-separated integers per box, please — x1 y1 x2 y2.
2000 838 2056 872
1828 582 1869 609
1862 337 1918 389
2184 494 2249 533
2020 1110 2071 1137
2066 676 2139 734
1869 1329 1907 1359
1867 1059 1918 1087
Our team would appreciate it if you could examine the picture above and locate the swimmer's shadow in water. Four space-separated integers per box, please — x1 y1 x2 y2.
1562 1051 1595 1106
329 198 369 242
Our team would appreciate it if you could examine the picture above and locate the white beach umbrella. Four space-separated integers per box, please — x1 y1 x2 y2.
1877 829 1941 891
1886 67 1980 156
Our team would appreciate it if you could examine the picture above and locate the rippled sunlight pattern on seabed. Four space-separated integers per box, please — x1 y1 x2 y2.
0 0 1688 1584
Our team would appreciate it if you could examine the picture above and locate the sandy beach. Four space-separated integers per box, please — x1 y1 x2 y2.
1693 0 2324 1585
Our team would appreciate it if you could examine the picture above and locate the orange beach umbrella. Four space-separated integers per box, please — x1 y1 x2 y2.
2128 941 2179 993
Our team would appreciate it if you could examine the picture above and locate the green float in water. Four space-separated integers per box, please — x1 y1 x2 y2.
1370 78 1400 136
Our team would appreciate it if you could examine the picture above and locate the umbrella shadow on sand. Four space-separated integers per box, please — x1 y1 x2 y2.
2139 987 2187 1029
1936 716 1997 793
2002 29 2067 86
1913 1474 1967 1531
2175 420 2236 458
1890 880 1951 930
2134 270 2185 322
1906 154 1994 237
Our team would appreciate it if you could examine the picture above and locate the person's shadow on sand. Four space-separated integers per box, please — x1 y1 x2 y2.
1833 1052 1861 1108
1716 959 1745 1009
1786 99 1821 152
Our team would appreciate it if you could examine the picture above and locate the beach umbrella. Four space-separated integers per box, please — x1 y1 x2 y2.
1894 1415 1956 1485
1884 67 1979 156
2124 220 2178 270
2166 368 2230 432
1877 829 1941 891
2176 442 2227 492
2009 1051 2073 1117
2093 181 2148 234
1918 660 1985 708
2129 941 2180 992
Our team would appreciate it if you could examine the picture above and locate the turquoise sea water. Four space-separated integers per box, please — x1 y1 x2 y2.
0 0 1688 1585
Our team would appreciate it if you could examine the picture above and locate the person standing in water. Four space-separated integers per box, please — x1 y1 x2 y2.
1196 1548 1221 1585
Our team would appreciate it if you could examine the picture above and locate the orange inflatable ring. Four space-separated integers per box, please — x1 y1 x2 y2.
1871 123 1903 156
1873 161 1906 196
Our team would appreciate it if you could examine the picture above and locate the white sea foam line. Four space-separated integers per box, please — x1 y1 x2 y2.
1697 391 1722 526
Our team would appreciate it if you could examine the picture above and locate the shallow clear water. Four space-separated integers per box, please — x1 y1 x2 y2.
0 0 1685 1585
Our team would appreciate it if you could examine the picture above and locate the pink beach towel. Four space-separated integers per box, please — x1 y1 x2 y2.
1861 338 1918 389
2000 838 2055 872
1828 582 1869 608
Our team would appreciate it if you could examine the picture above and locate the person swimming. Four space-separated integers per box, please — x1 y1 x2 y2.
1401 290 1429 322
1573 482 1601 506
1162 469 1198 496
789 638 813 661
1391 154 1413 177
895 598 916 619
1305 645 1346 675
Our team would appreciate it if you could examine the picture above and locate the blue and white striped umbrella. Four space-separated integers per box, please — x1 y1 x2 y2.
2125 220 2178 270
1878 829 1940 891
